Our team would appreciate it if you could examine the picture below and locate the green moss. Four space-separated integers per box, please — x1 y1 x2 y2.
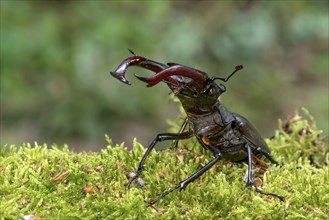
1 109 328 219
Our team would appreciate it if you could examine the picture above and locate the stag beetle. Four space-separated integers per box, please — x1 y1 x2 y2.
110 50 284 205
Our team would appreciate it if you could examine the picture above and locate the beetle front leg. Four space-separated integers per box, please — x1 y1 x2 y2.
126 131 192 189
246 144 285 201
148 149 222 205
172 117 189 149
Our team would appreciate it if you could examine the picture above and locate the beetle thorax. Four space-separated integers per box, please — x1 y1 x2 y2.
174 82 226 115
178 95 218 115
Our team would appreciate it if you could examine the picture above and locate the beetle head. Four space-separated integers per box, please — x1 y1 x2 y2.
110 53 242 114
165 75 228 114
133 64 242 114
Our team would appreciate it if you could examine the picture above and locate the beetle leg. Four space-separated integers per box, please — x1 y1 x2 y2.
246 143 254 185
256 147 280 166
148 149 222 206
246 144 285 201
125 131 192 189
172 117 189 149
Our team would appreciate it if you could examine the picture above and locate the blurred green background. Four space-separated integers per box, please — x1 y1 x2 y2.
1 1 328 151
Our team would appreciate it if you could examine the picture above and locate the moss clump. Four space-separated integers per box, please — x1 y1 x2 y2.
270 108 327 167
1 109 328 219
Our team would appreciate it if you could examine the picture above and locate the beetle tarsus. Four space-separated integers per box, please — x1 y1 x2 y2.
253 185 285 201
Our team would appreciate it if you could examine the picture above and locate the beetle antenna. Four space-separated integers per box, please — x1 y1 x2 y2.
212 65 243 82
128 48 136 56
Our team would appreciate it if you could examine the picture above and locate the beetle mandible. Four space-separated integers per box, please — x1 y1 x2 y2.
110 50 284 205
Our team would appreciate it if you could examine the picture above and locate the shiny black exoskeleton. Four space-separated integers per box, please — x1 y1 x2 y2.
110 50 284 205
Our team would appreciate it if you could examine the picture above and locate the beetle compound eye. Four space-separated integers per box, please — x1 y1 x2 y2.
202 136 210 145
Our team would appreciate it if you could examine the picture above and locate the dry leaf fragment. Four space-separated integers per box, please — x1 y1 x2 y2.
52 170 72 182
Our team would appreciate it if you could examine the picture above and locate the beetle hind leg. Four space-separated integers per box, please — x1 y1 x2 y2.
253 185 285 201
246 144 285 201
256 146 280 166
